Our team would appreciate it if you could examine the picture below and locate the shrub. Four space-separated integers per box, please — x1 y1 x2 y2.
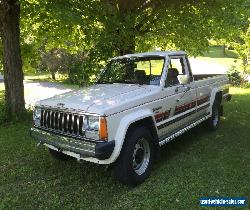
227 65 246 86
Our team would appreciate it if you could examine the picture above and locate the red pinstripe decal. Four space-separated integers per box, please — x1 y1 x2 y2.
174 95 209 115
154 110 171 123
154 95 210 123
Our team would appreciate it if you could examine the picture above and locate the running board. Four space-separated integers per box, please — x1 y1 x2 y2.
159 114 211 146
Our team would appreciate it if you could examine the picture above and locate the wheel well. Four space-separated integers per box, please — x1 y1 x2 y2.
126 117 159 154
215 91 222 104
215 91 223 116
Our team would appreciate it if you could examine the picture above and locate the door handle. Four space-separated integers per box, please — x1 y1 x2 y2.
184 86 191 91
175 86 190 93
175 87 180 92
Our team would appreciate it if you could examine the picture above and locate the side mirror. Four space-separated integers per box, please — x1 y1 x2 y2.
178 75 190 85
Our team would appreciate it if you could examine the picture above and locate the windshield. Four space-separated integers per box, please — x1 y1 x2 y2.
97 56 165 85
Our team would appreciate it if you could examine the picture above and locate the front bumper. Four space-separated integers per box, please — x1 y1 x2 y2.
30 127 115 160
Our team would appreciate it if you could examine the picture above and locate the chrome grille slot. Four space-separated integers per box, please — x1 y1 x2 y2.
64 113 68 132
51 111 55 129
79 116 84 136
73 115 78 135
41 109 44 126
39 108 85 137
54 112 59 130
47 110 51 128
68 114 73 133
59 112 63 131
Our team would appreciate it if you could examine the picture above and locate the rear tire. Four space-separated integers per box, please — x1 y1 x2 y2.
114 126 155 187
206 99 220 130
49 148 71 161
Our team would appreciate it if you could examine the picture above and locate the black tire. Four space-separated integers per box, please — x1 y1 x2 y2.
49 148 71 161
206 99 221 130
114 126 155 187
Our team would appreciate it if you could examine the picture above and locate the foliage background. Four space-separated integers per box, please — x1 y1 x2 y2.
0 0 245 84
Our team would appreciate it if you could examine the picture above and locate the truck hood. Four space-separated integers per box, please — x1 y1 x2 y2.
36 84 159 115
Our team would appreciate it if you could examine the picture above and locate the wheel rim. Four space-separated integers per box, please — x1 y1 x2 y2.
212 106 219 127
132 137 150 175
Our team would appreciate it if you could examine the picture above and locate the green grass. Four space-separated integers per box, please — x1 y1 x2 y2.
201 46 239 58
197 46 240 68
24 74 79 89
25 73 68 83
0 87 249 209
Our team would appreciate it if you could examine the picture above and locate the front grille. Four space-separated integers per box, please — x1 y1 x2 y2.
40 108 84 136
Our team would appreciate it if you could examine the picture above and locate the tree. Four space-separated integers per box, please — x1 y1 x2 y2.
233 22 250 74
83 0 246 56
0 0 25 117
1 0 246 90
40 48 68 80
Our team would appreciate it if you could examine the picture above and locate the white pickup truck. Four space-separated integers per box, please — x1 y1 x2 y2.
30 51 231 186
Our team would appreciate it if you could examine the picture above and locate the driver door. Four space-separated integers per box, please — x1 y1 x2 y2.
157 56 197 139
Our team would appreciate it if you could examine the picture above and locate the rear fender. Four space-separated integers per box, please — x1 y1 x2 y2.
209 88 222 113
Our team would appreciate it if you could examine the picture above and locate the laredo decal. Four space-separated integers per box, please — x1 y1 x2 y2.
154 110 171 123
152 106 162 112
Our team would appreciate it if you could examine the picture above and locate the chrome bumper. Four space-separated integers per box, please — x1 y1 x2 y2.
30 127 115 160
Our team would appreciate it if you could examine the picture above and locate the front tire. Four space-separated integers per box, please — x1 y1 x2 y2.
114 126 155 187
206 99 221 130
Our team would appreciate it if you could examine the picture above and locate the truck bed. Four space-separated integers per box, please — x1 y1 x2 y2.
193 74 226 81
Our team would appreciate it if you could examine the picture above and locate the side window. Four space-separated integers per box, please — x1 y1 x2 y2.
165 57 188 87
136 59 165 85
170 58 185 75
136 60 150 75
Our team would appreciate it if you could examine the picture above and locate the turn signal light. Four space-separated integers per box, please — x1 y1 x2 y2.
99 117 108 140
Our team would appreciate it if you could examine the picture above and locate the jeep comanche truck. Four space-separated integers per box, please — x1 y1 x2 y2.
30 51 231 186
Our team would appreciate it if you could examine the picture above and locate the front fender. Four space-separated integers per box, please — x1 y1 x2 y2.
108 109 155 164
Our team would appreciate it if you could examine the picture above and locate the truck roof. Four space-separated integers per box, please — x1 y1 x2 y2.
112 51 186 60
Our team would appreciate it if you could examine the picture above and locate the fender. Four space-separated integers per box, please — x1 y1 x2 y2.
107 109 156 164
209 87 222 113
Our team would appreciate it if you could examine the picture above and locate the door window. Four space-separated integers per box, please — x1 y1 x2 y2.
166 57 189 87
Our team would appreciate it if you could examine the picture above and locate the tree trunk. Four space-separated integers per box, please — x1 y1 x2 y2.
117 0 136 55
51 71 56 80
1 0 25 117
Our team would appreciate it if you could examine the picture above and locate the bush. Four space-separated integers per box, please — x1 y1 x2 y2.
67 53 103 86
227 65 246 86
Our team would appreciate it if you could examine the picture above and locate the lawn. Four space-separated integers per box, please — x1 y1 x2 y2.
0 87 249 209
197 46 240 69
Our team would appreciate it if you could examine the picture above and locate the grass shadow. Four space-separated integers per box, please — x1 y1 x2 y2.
157 123 208 164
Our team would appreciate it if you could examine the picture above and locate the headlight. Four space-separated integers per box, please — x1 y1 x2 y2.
82 115 108 141
88 116 99 131
33 107 41 126
82 116 99 140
